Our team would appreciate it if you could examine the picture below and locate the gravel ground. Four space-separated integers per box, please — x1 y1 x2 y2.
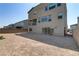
0 32 79 56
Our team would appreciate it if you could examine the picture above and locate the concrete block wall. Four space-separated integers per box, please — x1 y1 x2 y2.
73 26 79 48
0 29 27 33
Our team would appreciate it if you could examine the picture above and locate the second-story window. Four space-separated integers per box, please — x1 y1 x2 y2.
48 3 56 10
40 15 52 22
41 16 48 22
32 19 37 25
57 3 61 7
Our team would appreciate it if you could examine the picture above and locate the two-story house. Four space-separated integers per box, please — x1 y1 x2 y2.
28 3 67 36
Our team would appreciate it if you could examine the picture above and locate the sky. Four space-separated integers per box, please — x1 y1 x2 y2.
0 3 79 28
0 3 38 28
67 3 79 28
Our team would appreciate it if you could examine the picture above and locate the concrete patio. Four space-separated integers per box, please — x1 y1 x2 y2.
0 32 79 56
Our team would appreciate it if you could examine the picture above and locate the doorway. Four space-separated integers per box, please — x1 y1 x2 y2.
42 27 54 35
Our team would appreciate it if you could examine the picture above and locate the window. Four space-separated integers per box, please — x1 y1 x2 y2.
42 27 54 35
57 3 61 7
45 6 48 11
58 16 62 19
58 13 63 19
32 19 37 25
48 3 56 10
40 15 52 22
49 5 55 10
41 16 48 22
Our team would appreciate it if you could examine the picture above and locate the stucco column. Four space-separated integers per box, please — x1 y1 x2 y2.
27 27 29 32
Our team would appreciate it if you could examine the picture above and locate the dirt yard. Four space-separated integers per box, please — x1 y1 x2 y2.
0 32 79 56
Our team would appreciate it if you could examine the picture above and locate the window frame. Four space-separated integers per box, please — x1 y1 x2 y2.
58 13 64 19
41 16 48 22
48 3 56 10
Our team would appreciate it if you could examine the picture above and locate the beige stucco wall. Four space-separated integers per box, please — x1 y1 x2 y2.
73 26 79 47
28 3 67 36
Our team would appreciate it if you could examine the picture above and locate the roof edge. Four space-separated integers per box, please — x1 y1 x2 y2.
28 4 40 13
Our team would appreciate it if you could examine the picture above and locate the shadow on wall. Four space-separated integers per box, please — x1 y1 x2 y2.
16 32 79 52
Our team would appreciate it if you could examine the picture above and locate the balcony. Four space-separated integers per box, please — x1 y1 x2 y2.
28 19 37 26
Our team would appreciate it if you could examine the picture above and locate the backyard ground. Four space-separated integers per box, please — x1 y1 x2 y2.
0 32 79 56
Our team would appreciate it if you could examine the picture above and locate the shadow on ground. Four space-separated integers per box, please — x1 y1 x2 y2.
16 32 79 52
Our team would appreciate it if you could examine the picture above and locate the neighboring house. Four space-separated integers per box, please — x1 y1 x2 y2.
70 24 78 33
4 24 14 29
70 17 79 33
3 19 28 29
14 20 28 29
73 17 79 47
28 3 67 36
77 17 79 26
